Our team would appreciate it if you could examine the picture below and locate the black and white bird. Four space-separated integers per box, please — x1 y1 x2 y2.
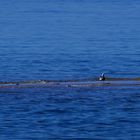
99 73 105 81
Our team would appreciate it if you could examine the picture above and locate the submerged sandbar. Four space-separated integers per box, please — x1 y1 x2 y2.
0 77 140 88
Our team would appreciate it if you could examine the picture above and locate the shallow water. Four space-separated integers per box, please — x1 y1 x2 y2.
0 0 140 139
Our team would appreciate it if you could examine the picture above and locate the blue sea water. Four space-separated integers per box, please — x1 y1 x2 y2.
0 0 140 139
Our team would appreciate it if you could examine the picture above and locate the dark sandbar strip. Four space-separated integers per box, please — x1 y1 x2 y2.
0 77 140 88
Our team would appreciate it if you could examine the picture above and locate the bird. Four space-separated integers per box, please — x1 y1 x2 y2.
99 73 105 81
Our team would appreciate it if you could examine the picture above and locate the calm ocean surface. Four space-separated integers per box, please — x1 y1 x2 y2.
0 0 140 139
